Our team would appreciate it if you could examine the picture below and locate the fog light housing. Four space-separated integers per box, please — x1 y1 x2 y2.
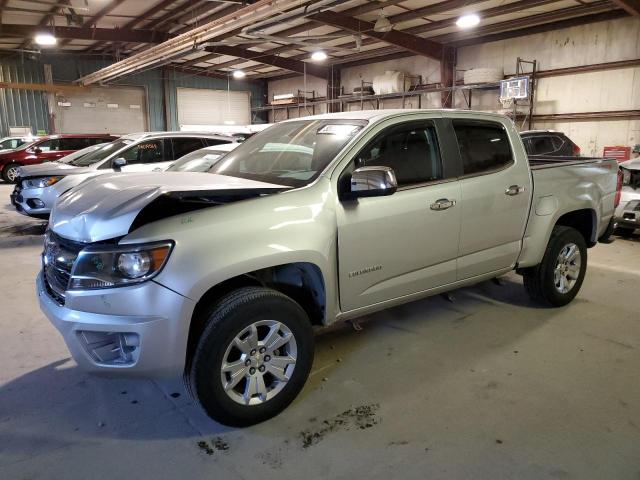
77 330 140 365
27 198 45 209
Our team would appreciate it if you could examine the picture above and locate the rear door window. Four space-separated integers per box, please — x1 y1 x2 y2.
204 138 233 147
453 121 513 175
171 137 206 160
527 136 556 155
59 137 91 151
120 139 165 164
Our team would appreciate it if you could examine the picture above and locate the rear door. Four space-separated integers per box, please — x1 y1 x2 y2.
336 117 462 312
452 118 531 280
58 137 91 158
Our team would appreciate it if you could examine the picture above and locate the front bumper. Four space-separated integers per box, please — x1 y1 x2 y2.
614 199 639 230
37 271 196 378
12 184 52 218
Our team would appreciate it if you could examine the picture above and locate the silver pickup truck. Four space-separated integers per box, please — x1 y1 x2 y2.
38 110 620 426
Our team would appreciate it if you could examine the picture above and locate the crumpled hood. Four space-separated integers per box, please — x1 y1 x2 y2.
50 172 288 243
19 162 95 178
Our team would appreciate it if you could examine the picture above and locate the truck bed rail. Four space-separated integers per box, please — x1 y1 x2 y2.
529 155 609 169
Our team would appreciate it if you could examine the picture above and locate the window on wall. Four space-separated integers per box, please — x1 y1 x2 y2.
453 121 513 175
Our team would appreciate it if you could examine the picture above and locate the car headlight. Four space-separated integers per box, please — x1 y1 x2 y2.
69 241 173 290
24 176 63 188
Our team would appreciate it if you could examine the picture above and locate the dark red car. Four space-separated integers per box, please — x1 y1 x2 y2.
0 134 117 183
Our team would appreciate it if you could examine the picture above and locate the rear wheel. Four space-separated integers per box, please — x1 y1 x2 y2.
187 287 314 427
523 226 587 307
2 163 21 183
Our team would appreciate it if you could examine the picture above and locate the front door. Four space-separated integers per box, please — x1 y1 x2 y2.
336 119 462 312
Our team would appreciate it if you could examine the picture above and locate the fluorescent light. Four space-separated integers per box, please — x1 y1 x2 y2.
456 13 480 29
35 33 57 46
232 70 246 79
311 51 328 61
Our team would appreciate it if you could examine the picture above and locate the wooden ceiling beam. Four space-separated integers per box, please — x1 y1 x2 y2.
610 0 640 15
0 24 171 44
304 10 444 60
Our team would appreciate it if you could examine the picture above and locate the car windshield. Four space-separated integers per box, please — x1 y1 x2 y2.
67 139 133 167
209 120 365 187
167 149 227 172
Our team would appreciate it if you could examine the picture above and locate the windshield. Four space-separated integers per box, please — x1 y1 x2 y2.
209 120 365 187
167 149 226 172
67 139 133 167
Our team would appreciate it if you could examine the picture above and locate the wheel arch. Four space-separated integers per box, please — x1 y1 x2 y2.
518 206 598 268
555 208 597 247
184 261 326 373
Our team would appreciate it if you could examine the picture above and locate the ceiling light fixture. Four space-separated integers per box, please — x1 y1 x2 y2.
232 70 246 79
373 10 392 33
456 13 480 29
311 50 328 61
34 33 57 46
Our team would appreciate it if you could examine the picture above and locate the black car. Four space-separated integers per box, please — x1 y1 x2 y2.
521 130 581 157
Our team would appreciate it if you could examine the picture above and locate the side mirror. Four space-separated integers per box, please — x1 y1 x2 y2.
345 166 398 200
112 157 127 171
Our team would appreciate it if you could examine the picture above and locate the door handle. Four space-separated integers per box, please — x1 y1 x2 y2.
505 185 525 196
430 198 456 211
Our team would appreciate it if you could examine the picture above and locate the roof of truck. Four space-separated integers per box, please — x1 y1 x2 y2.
292 109 510 123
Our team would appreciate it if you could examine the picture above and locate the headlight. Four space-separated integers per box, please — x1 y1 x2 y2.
69 242 173 290
24 176 63 188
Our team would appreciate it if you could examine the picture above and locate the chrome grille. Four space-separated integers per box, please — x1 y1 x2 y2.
43 231 86 304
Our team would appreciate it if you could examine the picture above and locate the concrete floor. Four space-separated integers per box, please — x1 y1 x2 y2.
0 183 639 480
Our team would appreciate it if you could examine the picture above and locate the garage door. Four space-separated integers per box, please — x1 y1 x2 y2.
177 87 250 128
54 85 148 135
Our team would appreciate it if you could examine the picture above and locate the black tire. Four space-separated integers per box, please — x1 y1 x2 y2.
523 226 587 307
614 226 635 237
2 163 21 183
187 287 314 427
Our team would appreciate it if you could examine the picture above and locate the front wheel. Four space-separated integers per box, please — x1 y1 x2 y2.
523 226 587 307
2 163 21 183
187 287 314 427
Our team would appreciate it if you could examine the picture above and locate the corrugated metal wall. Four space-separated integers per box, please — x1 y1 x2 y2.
0 54 267 136
0 57 49 136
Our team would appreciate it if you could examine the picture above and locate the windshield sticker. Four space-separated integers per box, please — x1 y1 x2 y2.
317 124 361 136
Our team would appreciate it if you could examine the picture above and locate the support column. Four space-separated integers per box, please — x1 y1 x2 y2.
327 65 341 113
441 47 456 109
43 64 56 133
